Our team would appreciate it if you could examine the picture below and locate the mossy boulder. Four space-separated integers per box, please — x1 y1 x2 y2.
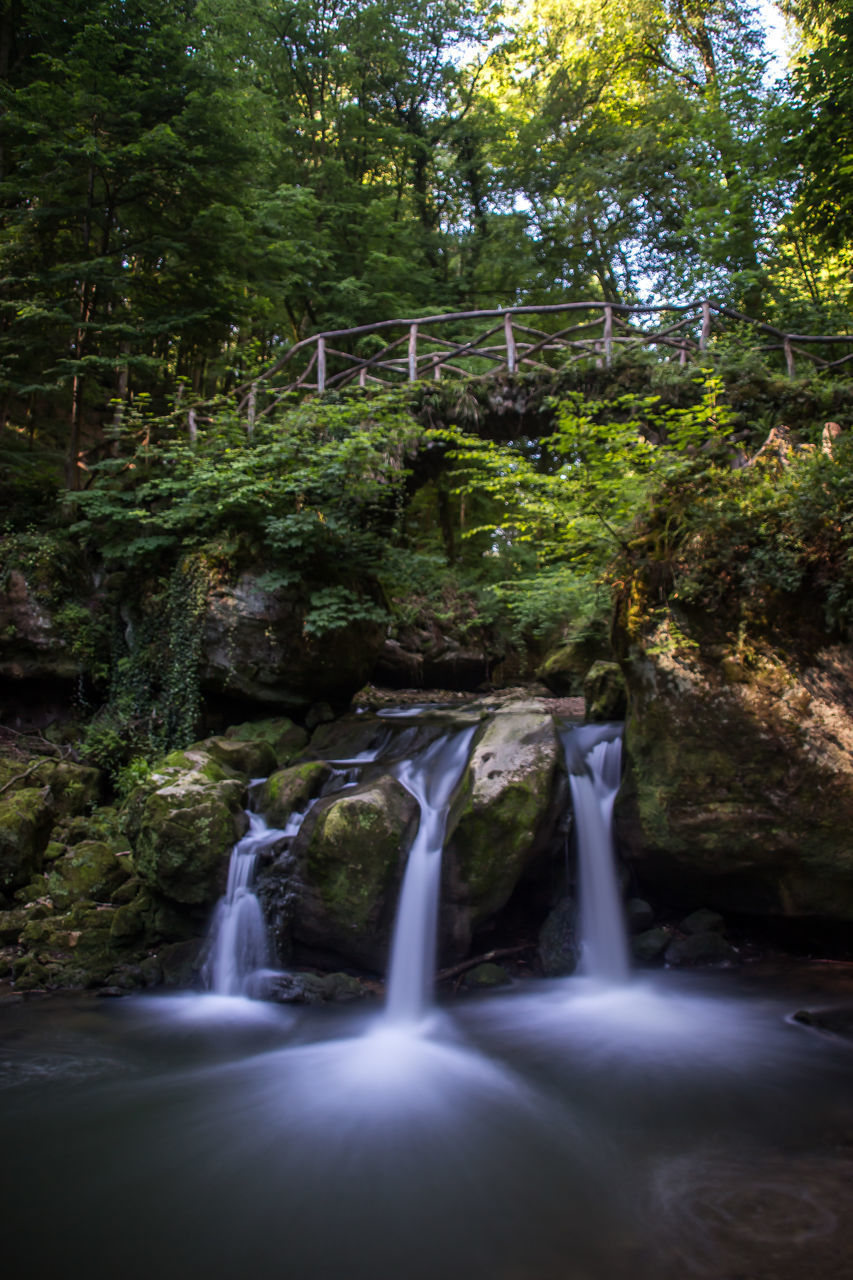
445 710 560 943
256 762 331 828
538 896 579 976
583 661 627 722
0 786 55 896
37 760 102 817
224 717 309 765
289 774 418 971
196 735 278 779
46 841 130 910
619 622 853 923
123 757 247 906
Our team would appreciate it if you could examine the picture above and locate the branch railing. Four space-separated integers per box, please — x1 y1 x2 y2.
232 299 853 423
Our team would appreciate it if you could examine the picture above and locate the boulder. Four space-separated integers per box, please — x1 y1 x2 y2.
200 571 384 711
288 774 419 971
445 709 560 942
256 762 332 829
665 930 739 967
0 786 55 896
632 927 671 961
224 716 309 764
46 840 130 910
122 753 247 906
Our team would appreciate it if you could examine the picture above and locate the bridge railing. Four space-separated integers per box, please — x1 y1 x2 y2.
233 299 853 423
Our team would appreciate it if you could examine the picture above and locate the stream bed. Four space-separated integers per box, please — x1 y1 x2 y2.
3 965 853 1280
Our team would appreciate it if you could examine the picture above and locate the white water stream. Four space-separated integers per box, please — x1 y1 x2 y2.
385 726 477 1024
562 723 630 984
202 809 290 996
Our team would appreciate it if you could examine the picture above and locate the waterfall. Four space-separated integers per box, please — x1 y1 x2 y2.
562 724 629 984
385 726 477 1025
202 809 288 996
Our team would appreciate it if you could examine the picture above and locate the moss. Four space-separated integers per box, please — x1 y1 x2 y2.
133 785 244 905
256 761 331 828
198 735 278 779
0 786 54 894
224 717 309 764
47 840 129 910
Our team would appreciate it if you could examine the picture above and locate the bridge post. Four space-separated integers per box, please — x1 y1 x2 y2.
604 304 613 367
408 324 418 382
317 336 326 392
784 336 795 378
504 312 517 374
700 300 711 351
359 366 367 387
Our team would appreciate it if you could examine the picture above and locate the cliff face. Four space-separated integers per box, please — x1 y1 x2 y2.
617 610 853 923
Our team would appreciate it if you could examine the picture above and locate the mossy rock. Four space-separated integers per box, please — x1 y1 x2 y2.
47 841 130 910
292 774 418 971
463 962 511 989
0 786 55 894
196 735 278 779
0 906 29 945
446 711 559 931
224 717 309 765
583 661 627 722
128 773 247 906
256 761 331 828
38 760 102 818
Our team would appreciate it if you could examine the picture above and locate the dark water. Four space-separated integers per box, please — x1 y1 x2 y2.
3 969 853 1280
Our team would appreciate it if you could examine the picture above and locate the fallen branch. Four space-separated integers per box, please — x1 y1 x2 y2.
0 758 51 796
436 943 534 984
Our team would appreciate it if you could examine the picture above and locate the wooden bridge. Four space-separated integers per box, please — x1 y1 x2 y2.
231 299 853 424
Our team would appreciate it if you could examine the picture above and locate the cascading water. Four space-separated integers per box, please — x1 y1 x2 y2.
561 723 630 984
202 808 288 996
385 725 477 1024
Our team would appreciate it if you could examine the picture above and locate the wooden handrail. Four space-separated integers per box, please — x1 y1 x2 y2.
223 298 853 428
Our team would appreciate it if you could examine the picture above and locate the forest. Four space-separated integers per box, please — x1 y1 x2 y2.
0 0 850 481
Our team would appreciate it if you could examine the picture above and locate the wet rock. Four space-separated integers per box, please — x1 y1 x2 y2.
290 774 419 971
792 1007 853 1041
446 709 560 936
262 970 371 1004
200 570 384 711
463 962 511 989
632 927 671 961
665 930 739 967
256 762 332 829
583 661 627 722
157 939 203 987
0 786 55 895
538 896 579 976
680 908 725 935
